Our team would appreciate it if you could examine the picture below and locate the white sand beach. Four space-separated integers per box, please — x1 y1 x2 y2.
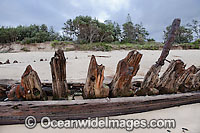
0 50 200 133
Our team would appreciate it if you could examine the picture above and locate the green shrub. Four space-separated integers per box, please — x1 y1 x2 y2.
141 44 159 50
147 38 155 42
178 43 199 49
193 39 200 44
78 40 87 44
64 41 74 45
50 40 59 47
21 38 32 44
111 41 121 45
94 43 112 51
115 42 162 50
20 47 30 52
65 47 75 51
76 43 112 51
21 37 38 44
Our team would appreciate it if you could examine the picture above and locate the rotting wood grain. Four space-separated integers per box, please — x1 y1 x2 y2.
1 92 200 125
109 50 142 97
50 49 68 99
83 55 109 99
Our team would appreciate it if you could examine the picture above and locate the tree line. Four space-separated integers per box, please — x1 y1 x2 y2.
0 14 200 44
164 19 200 43
62 14 150 44
0 24 64 44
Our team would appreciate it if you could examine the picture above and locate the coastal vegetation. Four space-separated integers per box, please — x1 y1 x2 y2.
0 14 200 51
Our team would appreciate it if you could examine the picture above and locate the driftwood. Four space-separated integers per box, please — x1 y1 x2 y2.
88 55 111 58
50 49 68 99
1 92 200 125
137 19 181 96
157 60 185 94
83 55 109 99
109 50 142 97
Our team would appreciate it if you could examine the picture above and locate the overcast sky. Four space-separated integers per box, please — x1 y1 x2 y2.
0 0 200 41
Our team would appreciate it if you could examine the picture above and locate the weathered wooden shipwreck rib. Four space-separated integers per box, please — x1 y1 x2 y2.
1 92 200 125
109 50 142 97
0 18 200 125
83 55 109 98
50 49 68 99
137 18 181 95
6 65 46 101
136 18 200 95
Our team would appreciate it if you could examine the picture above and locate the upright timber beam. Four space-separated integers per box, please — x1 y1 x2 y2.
110 50 142 97
50 49 68 99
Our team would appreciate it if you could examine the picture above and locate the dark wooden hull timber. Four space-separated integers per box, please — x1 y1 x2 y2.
1 92 200 125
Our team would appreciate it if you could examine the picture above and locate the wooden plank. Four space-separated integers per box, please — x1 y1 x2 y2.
0 92 200 125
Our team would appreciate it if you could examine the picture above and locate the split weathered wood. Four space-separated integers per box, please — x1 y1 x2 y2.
83 55 109 99
7 84 24 100
138 19 181 96
1 92 200 125
20 65 44 100
175 65 197 92
0 86 6 101
174 65 200 92
192 70 200 90
50 49 68 99
109 50 142 97
157 60 185 94
136 64 161 96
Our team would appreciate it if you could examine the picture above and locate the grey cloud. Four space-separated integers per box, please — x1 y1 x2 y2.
0 0 199 41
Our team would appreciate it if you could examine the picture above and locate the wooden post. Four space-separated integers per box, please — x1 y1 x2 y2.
50 49 68 99
83 55 109 99
109 50 142 97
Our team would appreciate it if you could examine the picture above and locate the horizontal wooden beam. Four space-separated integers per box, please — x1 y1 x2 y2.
1 92 200 125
